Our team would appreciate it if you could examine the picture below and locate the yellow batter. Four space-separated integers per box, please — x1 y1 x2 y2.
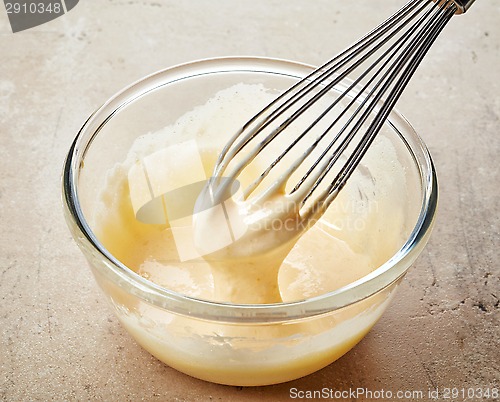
92 83 410 385
95 83 408 304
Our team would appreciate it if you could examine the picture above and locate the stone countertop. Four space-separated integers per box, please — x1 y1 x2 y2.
0 1 498 400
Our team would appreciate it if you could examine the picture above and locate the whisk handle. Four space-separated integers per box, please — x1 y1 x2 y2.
453 0 476 13
436 0 476 14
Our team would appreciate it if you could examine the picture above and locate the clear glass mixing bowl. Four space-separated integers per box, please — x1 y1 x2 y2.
62 57 437 386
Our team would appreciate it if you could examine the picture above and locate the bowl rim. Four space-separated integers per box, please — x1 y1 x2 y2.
62 56 438 323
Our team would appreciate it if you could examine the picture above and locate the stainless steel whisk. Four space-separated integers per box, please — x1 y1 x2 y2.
209 0 475 226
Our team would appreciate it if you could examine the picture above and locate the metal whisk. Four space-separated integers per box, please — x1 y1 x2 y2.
207 0 475 227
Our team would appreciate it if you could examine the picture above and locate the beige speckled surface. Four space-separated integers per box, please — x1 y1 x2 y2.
0 1 499 401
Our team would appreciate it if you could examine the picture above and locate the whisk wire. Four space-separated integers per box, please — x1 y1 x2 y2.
289 0 446 202
329 1 457 193
209 0 466 227
213 0 429 184
245 1 438 201
306 0 458 214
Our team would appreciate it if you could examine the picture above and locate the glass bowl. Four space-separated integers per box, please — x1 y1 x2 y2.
62 57 437 386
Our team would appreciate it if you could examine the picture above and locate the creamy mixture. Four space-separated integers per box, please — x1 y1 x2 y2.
92 83 413 385
94 83 409 305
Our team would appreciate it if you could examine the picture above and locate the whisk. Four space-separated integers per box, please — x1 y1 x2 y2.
206 0 475 230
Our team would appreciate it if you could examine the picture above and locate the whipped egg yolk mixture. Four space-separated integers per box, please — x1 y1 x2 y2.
93 83 409 305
